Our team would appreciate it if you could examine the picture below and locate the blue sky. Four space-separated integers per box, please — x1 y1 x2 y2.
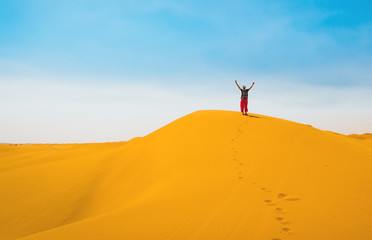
1 0 372 142
1 0 371 82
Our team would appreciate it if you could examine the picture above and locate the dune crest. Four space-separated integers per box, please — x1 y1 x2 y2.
1 110 371 240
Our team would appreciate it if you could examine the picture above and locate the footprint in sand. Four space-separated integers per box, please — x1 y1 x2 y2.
264 200 276 206
275 217 284 222
284 196 300 201
281 221 291 225
275 208 287 215
260 187 271 193
277 193 287 199
281 227 291 233
277 193 300 201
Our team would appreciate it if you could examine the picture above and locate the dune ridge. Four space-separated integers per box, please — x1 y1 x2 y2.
1 110 371 240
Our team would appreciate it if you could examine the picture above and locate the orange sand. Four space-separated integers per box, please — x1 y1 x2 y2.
0 110 371 240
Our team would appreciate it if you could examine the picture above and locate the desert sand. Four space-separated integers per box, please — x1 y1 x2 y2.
1 110 371 240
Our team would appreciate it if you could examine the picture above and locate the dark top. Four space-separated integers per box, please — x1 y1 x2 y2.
241 89 249 100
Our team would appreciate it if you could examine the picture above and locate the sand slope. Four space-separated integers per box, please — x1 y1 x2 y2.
1 110 371 240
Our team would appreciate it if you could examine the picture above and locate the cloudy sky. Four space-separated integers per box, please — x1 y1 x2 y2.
1 0 371 143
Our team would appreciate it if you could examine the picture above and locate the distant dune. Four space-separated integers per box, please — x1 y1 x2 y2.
1 110 371 240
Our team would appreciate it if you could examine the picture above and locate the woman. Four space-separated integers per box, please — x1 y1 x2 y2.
235 80 255 115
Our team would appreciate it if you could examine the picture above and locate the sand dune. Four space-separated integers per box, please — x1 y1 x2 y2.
1 110 371 240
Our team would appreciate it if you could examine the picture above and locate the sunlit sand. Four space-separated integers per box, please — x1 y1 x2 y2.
1 110 371 240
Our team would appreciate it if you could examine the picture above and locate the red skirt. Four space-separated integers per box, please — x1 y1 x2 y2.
240 99 248 112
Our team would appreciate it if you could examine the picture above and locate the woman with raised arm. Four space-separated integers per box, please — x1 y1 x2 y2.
235 80 255 115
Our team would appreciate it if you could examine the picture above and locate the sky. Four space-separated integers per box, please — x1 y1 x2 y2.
1 0 372 143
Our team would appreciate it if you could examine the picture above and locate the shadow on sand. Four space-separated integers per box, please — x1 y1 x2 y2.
242 114 270 120
247 115 260 118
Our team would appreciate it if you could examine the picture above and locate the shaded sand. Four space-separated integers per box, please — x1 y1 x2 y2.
347 133 372 149
1 110 372 240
